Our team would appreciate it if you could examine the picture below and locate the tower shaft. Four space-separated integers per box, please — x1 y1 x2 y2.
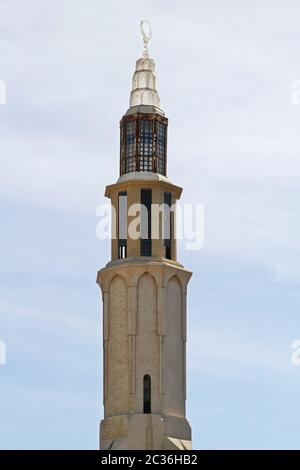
97 27 192 450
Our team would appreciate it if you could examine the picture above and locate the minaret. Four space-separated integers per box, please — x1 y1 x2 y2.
97 21 192 450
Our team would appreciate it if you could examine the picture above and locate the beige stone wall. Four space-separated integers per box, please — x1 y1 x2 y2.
98 174 192 448
164 276 185 417
106 275 129 417
98 259 192 449
105 176 182 262
136 273 158 413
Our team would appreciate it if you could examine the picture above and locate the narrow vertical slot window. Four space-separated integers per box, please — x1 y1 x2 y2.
143 375 151 414
164 192 171 260
118 191 127 259
125 121 136 173
140 189 152 256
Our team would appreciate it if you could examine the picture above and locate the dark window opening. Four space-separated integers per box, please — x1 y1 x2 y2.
157 122 166 175
143 375 151 414
140 189 152 256
125 121 136 173
165 244 171 260
140 121 153 155
164 192 172 260
118 241 127 260
120 116 167 177
138 120 154 171
141 239 151 257
118 191 127 259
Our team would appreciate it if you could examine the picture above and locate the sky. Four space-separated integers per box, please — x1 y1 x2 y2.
0 0 300 450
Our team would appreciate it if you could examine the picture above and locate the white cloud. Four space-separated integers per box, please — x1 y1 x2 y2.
0 300 98 340
188 325 299 381
0 0 300 450
0 2 299 278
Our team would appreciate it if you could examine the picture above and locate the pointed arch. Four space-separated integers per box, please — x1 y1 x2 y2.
106 274 129 415
134 268 160 289
141 89 153 105
164 270 185 293
164 275 184 417
136 272 158 413
107 272 128 291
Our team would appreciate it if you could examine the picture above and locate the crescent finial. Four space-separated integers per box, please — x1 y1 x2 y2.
140 20 152 58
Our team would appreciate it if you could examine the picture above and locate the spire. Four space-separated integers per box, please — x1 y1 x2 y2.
141 19 151 59
129 20 161 109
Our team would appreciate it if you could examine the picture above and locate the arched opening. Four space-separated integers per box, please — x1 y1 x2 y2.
143 374 151 414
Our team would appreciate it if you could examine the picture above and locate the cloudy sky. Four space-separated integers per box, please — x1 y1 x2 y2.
0 0 300 449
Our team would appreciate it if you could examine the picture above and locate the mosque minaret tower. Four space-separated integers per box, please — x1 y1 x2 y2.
97 21 193 450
